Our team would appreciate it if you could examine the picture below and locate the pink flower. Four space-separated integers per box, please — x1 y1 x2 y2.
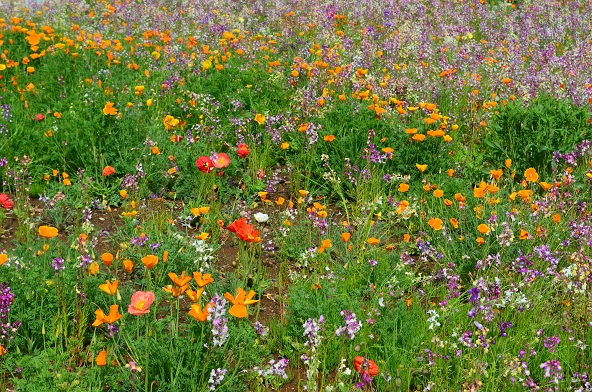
128 291 156 316
195 156 214 173
33 113 45 121
212 152 231 169
0 194 13 210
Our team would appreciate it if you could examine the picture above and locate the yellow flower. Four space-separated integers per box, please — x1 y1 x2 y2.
254 114 266 125
416 164 427 173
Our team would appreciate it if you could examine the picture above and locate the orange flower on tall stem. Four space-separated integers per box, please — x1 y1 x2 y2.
39 225 58 239
141 254 158 269
188 302 211 322
96 350 107 366
168 271 192 287
193 272 214 287
224 288 259 318
98 280 119 295
92 305 123 326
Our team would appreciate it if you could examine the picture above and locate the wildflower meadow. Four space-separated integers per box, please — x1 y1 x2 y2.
1 0 592 391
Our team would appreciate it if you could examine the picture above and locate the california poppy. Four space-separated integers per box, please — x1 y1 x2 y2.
39 225 58 239
141 254 158 269
101 253 114 267
224 288 259 318
341 233 351 243
193 272 214 287
103 102 117 115
92 304 123 326
168 271 192 287
524 168 538 183
477 224 491 235
416 164 427 173
123 259 134 272
367 237 380 246
96 350 107 366
98 280 119 295
398 183 409 192
0 254 7 266
188 303 211 322
128 291 156 316
428 218 443 230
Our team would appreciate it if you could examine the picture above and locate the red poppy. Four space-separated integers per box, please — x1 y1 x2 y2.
102 166 116 177
237 143 250 158
353 356 379 377
196 156 214 173
226 218 261 242
0 194 13 210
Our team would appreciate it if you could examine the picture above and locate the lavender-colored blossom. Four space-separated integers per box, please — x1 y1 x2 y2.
207 294 228 347
208 368 227 391
335 310 362 340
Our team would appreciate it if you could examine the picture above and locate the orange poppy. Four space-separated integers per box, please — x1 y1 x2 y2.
318 238 332 253
0 254 7 266
163 284 188 298
103 102 117 115
188 303 211 322
141 254 158 269
428 218 443 230
367 237 380 246
96 350 107 366
92 304 123 326
224 288 259 318
433 189 443 198
477 224 491 235
39 225 58 239
552 214 561 223
89 262 100 276
524 168 538 182
323 135 336 142
490 169 503 180
169 271 192 287
186 287 204 301
101 253 114 267
476 237 485 246
519 228 530 240
416 164 427 173
341 232 351 243
450 218 459 229
193 272 214 287
398 183 409 192
98 280 118 295
123 259 134 272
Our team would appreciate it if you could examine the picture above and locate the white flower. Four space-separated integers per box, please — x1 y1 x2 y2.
254 212 269 223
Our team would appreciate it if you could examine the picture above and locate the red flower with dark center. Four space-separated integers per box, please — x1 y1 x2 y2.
353 356 379 378
195 156 214 173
